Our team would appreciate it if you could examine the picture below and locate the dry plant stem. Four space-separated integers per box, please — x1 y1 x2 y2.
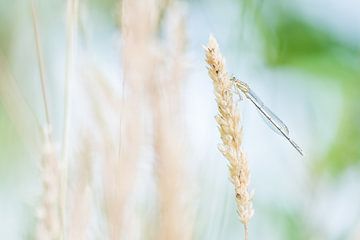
83 69 123 239
32 3 61 239
68 134 92 240
62 0 78 160
31 1 51 127
205 36 253 239
153 108 190 240
84 71 126 239
244 223 248 240
102 0 160 238
151 3 192 240
61 0 79 237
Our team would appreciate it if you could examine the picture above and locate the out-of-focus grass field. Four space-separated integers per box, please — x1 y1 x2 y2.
0 0 360 239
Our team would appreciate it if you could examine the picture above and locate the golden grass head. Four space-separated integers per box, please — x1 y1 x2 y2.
205 35 254 238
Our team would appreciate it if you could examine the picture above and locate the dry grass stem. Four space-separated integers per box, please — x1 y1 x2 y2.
31 3 62 239
100 0 160 234
61 1 79 236
151 3 192 240
205 35 254 239
31 1 51 127
62 0 79 161
67 134 92 240
84 69 129 239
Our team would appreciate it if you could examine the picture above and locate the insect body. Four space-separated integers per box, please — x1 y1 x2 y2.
231 77 303 156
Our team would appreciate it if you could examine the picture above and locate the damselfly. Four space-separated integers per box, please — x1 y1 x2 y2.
231 77 303 156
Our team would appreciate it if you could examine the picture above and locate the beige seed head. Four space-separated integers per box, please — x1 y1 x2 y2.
205 35 254 239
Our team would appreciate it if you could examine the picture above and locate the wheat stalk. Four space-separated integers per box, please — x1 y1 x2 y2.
205 35 254 240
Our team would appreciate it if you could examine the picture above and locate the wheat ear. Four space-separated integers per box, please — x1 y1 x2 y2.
31 3 61 239
205 35 254 240
36 127 61 240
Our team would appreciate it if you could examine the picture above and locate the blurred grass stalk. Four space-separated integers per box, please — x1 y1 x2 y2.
116 0 193 238
100 0 153 238
6 0 194 238
150 2 193 240
31 1 61 240
61 0 79 237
